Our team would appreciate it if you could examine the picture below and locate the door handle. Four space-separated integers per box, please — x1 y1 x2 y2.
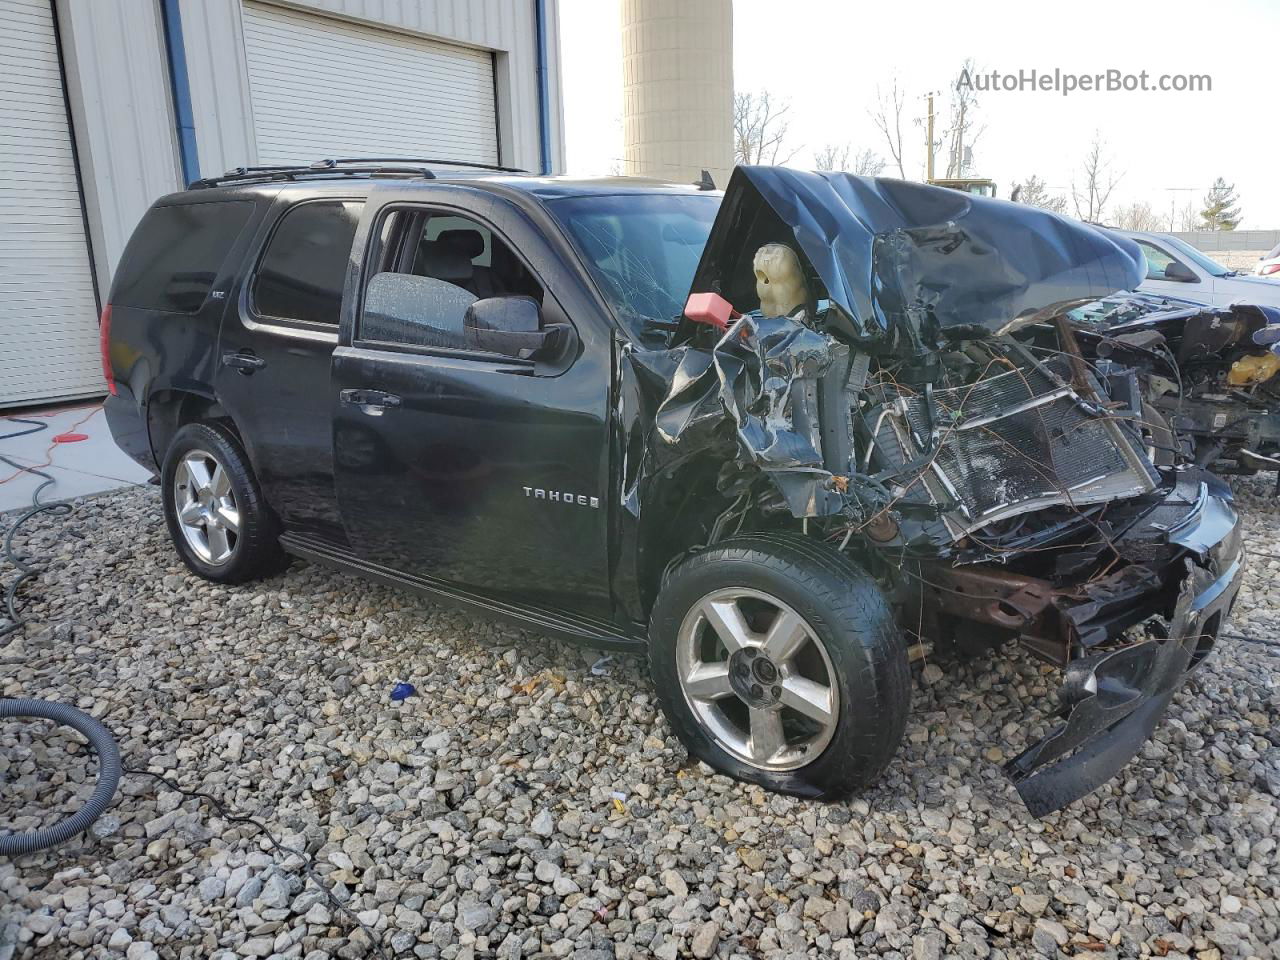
340 388 402 415
223 350 266 374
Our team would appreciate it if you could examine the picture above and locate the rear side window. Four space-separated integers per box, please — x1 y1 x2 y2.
112 201 253 313
252 200 363 326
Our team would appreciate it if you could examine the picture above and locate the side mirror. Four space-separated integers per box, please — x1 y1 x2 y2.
463 296 573 360
1163 260 1198 283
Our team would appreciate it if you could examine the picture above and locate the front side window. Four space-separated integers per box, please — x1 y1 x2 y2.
252 200 363 326
546 193 720 337
1137 240 1176 281
359 208 543 351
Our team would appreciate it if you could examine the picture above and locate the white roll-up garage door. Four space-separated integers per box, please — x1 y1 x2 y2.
0 0 102 407
241 2 499 168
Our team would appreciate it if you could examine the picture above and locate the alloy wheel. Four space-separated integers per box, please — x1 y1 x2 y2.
173 449 240 565
675 587 840 771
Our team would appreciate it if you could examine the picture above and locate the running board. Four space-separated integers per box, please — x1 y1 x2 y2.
279 533 647 652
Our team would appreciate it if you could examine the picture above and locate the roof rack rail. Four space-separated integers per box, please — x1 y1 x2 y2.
325 157 526 173
189 156 527 190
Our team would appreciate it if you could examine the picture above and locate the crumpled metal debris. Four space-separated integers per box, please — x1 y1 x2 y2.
624 311 846 520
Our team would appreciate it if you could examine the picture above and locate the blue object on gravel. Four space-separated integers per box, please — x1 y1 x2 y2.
390 682 415 701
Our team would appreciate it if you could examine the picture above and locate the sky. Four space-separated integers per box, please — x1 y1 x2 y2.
559 0 1278 229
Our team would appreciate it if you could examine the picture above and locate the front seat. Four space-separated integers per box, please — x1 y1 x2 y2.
436 229 498 299
413 238 474 289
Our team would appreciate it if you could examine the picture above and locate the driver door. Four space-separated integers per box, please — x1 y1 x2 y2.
331 200 615 615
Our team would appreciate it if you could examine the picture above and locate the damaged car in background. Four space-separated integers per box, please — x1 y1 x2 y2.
627 169 1243 816
1069 291 1280 480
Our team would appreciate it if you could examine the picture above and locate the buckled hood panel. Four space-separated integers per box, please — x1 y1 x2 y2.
688 167 1146 351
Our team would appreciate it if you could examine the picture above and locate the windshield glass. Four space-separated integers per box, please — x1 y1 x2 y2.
547 193 721 336
1162 235 1232 277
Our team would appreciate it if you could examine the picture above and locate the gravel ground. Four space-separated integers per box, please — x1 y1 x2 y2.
2 481 1278 960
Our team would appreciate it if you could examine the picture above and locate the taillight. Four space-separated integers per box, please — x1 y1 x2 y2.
99 303 116 395
1262 263 1280 276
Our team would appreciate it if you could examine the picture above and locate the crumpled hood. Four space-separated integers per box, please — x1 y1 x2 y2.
688 166 1145 350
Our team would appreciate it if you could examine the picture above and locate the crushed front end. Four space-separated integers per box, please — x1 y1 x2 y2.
628 167 1245 815
835 325 1243 816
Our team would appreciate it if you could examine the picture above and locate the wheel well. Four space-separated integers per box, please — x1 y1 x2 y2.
636 462 806 614
147 390 239 464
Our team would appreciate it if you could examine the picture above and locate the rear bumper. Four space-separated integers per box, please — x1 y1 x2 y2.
1005 484 1243 817
103 388 156 474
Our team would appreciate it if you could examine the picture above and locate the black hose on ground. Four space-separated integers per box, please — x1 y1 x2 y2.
0 699 121 857
2 417 74 638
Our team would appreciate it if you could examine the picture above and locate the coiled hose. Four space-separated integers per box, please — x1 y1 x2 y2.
0 699 121 857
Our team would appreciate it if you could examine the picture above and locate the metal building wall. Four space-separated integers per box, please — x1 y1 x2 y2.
177 0 565 178
53 0 564 296
54 0 183 297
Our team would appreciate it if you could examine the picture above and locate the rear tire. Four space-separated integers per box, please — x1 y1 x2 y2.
648 533 909 799
161 422 287 584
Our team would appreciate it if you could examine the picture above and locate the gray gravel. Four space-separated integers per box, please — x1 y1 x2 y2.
2 480 1278 960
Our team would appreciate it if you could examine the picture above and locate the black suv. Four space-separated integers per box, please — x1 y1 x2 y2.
104 160 1243 816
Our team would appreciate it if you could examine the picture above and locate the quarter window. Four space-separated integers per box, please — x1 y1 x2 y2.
113 201 254 313
252 200 363 326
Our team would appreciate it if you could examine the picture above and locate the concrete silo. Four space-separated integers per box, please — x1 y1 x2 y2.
621 0 733 187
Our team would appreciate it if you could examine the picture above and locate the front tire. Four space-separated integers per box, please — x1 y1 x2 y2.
161 422 286 584
648 533 909 799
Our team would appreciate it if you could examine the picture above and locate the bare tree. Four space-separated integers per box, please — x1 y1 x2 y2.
869 79 906 178
1113 201 1164 232
1071 133 1122 222
734 91 799 166
814 144 885 176
813 143 850 172
944 59 984 178
1176 201 1201 232
1011 175 1068 214
851 148 886 176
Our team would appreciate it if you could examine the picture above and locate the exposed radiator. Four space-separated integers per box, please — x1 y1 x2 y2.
871 349 1159 538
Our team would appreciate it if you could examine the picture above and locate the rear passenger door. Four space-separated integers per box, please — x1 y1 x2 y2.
215 196 362 545
331 196 615 615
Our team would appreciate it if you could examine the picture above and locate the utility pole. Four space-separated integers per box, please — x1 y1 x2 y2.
925 93 936 181
1164 187 1197 231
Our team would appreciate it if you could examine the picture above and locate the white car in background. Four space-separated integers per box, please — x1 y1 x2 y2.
1114 229 1280 307
1255 241 1280 278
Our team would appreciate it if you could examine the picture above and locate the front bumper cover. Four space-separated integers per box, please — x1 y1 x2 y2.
1005 482 1243 817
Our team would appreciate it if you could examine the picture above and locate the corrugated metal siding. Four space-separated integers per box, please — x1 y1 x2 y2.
178 0 563 175
0 0 102 405
178 0 258 176
241 2 498 166
54 0 181 292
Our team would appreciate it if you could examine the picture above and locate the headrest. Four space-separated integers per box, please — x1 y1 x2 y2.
415 240 473 283
436 229 485 261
